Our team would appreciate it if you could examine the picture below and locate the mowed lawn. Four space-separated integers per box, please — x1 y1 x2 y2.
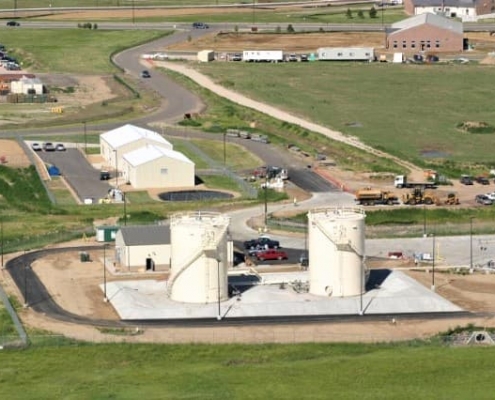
196 62 495 165
0 342 494 398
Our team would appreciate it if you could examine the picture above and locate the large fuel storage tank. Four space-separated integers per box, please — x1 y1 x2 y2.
307 207 366 297
168 211 230 303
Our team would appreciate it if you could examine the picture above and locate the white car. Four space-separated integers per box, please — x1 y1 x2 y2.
486 192 495 201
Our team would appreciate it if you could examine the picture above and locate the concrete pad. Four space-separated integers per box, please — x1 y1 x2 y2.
102 270 463 321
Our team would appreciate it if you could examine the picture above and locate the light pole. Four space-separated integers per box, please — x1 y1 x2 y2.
431 232 436 291
423 204 427 237
264 175 268 228
1 217 4 269
82 121 87 156
123 192 127 226
113 149 119 188
470 217 474 270
216 257 221 321
103 244 108 302
132 0 135 24
359 264 364 315
23 265 29 307
223 132 226 167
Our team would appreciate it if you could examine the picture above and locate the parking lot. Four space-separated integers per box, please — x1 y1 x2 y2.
30 141 113 203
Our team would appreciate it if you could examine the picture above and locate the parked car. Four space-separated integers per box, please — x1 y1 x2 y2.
43 142 55 151
476 176 490 185
287 53 298 62
299 253 309 268
192 22 209 29
31 142 42 152
460 175 474 185
244 236 280 250
300 54 309 62
486 192 495 201
141 70 151 78
6 21 20 27
231 53 242 62
256 249 288 261
100 171 111 180
55 143 66 151
475 194 493 205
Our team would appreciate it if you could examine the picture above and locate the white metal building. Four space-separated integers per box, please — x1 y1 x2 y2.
242 50 284 62
307 207 367 297
317 47 375 61
121 144 195 189
114 224 171 271
197 50 215 62
99 124 173 173
10 76 44 95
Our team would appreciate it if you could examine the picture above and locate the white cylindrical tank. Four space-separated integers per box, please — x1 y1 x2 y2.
169 211 230 303
308 207 366 297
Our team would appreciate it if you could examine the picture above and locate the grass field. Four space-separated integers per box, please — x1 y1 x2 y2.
0 0 307 7
0 29 165 74
195 62 495 176
0 341 494 398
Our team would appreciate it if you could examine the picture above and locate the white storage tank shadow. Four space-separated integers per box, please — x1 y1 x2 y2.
308 207 366 297
168 211 230 303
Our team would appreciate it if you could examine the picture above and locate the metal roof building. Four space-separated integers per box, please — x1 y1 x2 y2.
121 144 195 189
404 0 493 20
99 124 173 177
387 13 464 52
114 224 171 271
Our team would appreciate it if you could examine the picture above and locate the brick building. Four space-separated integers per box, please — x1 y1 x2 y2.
387 13 463 53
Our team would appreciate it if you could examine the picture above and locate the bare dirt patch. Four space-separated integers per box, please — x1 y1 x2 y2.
0 139 30 167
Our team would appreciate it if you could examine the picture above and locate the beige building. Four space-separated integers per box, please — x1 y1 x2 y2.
10 76 44 95
387 13 464 53
100 124 173 175
115 225 171 271
121 144 195 189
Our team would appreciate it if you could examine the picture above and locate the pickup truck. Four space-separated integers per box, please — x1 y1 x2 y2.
256 249 288 261
244 237 280 250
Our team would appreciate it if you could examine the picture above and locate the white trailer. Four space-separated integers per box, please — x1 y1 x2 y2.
317 47 375 61
242 50 284 63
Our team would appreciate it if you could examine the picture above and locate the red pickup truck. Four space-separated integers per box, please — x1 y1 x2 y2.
256 249 288 261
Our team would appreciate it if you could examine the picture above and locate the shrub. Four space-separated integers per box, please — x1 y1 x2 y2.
287 24 295 33
369 7 378 18
346 8 353 19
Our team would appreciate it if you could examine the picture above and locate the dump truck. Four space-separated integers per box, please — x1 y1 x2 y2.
435 192 460 206
402 188 436 205
355 188 399 206
394 175 437 189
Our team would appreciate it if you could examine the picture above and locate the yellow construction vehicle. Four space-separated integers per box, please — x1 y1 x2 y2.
402 188 436 205
435 192 460 206
355 188 399 206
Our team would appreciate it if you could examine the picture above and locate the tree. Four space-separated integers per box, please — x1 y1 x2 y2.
346 8 353 19
369 6 378 18
287 24 295 33
357 10 364 19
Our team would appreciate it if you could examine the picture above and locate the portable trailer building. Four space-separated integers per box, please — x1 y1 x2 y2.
197 49 215 62
243 50 284 63
317 47 375 61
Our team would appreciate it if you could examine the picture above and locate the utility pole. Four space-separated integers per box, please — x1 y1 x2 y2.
470 217 474 270
83 121 87 156
103 244 108 302
431 232 436 291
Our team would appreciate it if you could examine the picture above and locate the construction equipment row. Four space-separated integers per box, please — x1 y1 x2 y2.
355 187 459 206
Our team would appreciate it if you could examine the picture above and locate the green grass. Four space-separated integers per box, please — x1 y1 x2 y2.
0 304 17 338
0 342 494 398
162 68 403 174
0 29 166 74
194 62 495 176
